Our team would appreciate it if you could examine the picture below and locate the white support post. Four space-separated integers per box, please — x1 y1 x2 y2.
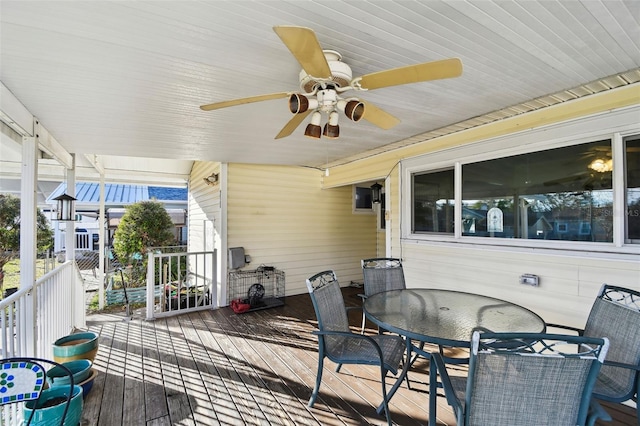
146 251 155 320
62 154 83 328
20 134 38 355
98 175 105 309
64 154 76 262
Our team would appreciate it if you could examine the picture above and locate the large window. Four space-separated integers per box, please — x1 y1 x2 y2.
627 136 640 243
410 135 639 246
461 140 613 242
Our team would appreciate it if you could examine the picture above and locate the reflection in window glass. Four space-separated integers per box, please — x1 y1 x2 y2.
626 136 640 243
355 186 372 210
462 140 613 242
413 169 454 233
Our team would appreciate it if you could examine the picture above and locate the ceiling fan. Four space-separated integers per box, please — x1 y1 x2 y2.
200 25 463 140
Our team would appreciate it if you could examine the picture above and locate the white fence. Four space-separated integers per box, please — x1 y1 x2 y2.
0 261 85 360
146 250 217 320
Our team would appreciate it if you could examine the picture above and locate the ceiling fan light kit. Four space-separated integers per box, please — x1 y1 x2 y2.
338 99 364 122
323 111 340 139
305 111 323 139
200 25 462 140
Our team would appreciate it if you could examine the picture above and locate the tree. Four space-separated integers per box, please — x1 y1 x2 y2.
112 200 175 267
0 194 54 289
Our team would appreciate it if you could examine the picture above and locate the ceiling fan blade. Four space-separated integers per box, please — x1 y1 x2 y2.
200 92 289 111
273 26 331 79
275 109 312 139
361 101 400 130
358 58 463 91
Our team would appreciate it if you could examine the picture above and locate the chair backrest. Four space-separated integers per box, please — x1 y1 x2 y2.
583 284 640 400
361 258 406 297
0 357 73 425
465 331 609 426
306 271 350 354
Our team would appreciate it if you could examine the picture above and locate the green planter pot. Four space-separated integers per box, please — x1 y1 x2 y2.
52 332 99 363
23 384 83 426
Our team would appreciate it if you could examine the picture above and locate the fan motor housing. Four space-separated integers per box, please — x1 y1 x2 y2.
299 50 353 93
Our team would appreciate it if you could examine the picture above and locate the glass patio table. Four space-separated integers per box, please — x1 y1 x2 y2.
363 288 546 424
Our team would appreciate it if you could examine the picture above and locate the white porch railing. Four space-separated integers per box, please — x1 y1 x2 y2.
0 261 86 360
146 250 217 320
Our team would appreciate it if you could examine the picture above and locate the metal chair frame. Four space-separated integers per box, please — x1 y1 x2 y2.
434 331 611 426
548 284 640 425
359 258 406 333
306 270 405 426
0 357 74 426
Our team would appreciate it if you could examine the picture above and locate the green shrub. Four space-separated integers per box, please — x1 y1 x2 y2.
112 201 176 285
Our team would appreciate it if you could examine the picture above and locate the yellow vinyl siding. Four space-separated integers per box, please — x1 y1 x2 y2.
401 242 639 329
323 84 639 188
226 163 376 295
188 161 223 305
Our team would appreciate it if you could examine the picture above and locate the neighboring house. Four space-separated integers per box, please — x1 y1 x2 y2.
187 94 639 327
46 182 187 257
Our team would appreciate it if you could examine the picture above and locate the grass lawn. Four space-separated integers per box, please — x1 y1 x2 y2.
1 257 60 297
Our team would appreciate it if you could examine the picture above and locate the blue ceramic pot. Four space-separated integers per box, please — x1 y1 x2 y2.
23 384 83 426
52 332 99 363
77 368 97 399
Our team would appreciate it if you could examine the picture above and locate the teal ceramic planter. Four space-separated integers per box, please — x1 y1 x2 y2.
23 384 83 426
52 332 99 363
46 359 92 387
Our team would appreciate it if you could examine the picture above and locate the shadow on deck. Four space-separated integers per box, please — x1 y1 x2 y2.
80 287 637 425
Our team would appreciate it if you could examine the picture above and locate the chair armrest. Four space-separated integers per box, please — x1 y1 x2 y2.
432 352 463 412
586 399 612 426
545 323 584 335
602 359 640 371
357 293 367 300
311 330 385 361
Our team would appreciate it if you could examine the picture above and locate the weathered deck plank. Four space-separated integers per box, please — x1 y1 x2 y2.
80 288 637 426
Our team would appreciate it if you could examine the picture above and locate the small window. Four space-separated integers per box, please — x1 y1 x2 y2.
412 168 455 234
354 186 373 212
379 193 386 230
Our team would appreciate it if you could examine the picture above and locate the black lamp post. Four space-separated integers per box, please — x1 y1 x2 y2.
370 182 383 204
53 193 77 221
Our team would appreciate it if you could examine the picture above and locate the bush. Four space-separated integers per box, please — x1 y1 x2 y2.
112 201 176 284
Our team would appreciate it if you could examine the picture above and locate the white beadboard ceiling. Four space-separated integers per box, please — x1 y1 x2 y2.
1 0 639 182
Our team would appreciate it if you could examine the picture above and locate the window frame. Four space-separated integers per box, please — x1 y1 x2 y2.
401 106 640 256
352 185 375 214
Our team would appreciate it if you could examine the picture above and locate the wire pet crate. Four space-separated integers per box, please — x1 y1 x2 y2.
228 266 285 312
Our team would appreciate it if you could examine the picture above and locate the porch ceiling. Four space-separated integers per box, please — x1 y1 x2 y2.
1 1 639 183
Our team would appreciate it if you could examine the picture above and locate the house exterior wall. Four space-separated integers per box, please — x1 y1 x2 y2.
400 242 639 330
323 86 639 329
188 162 379 304
188 161 223 305
225 163 377 296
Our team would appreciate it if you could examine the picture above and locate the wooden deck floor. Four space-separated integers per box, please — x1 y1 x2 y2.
80 287 637 425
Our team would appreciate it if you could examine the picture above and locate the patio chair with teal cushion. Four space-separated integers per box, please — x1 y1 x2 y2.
547 284 640 425
360 258 406 334
0 357 74 425
433 330 611 426
306 270 405 426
